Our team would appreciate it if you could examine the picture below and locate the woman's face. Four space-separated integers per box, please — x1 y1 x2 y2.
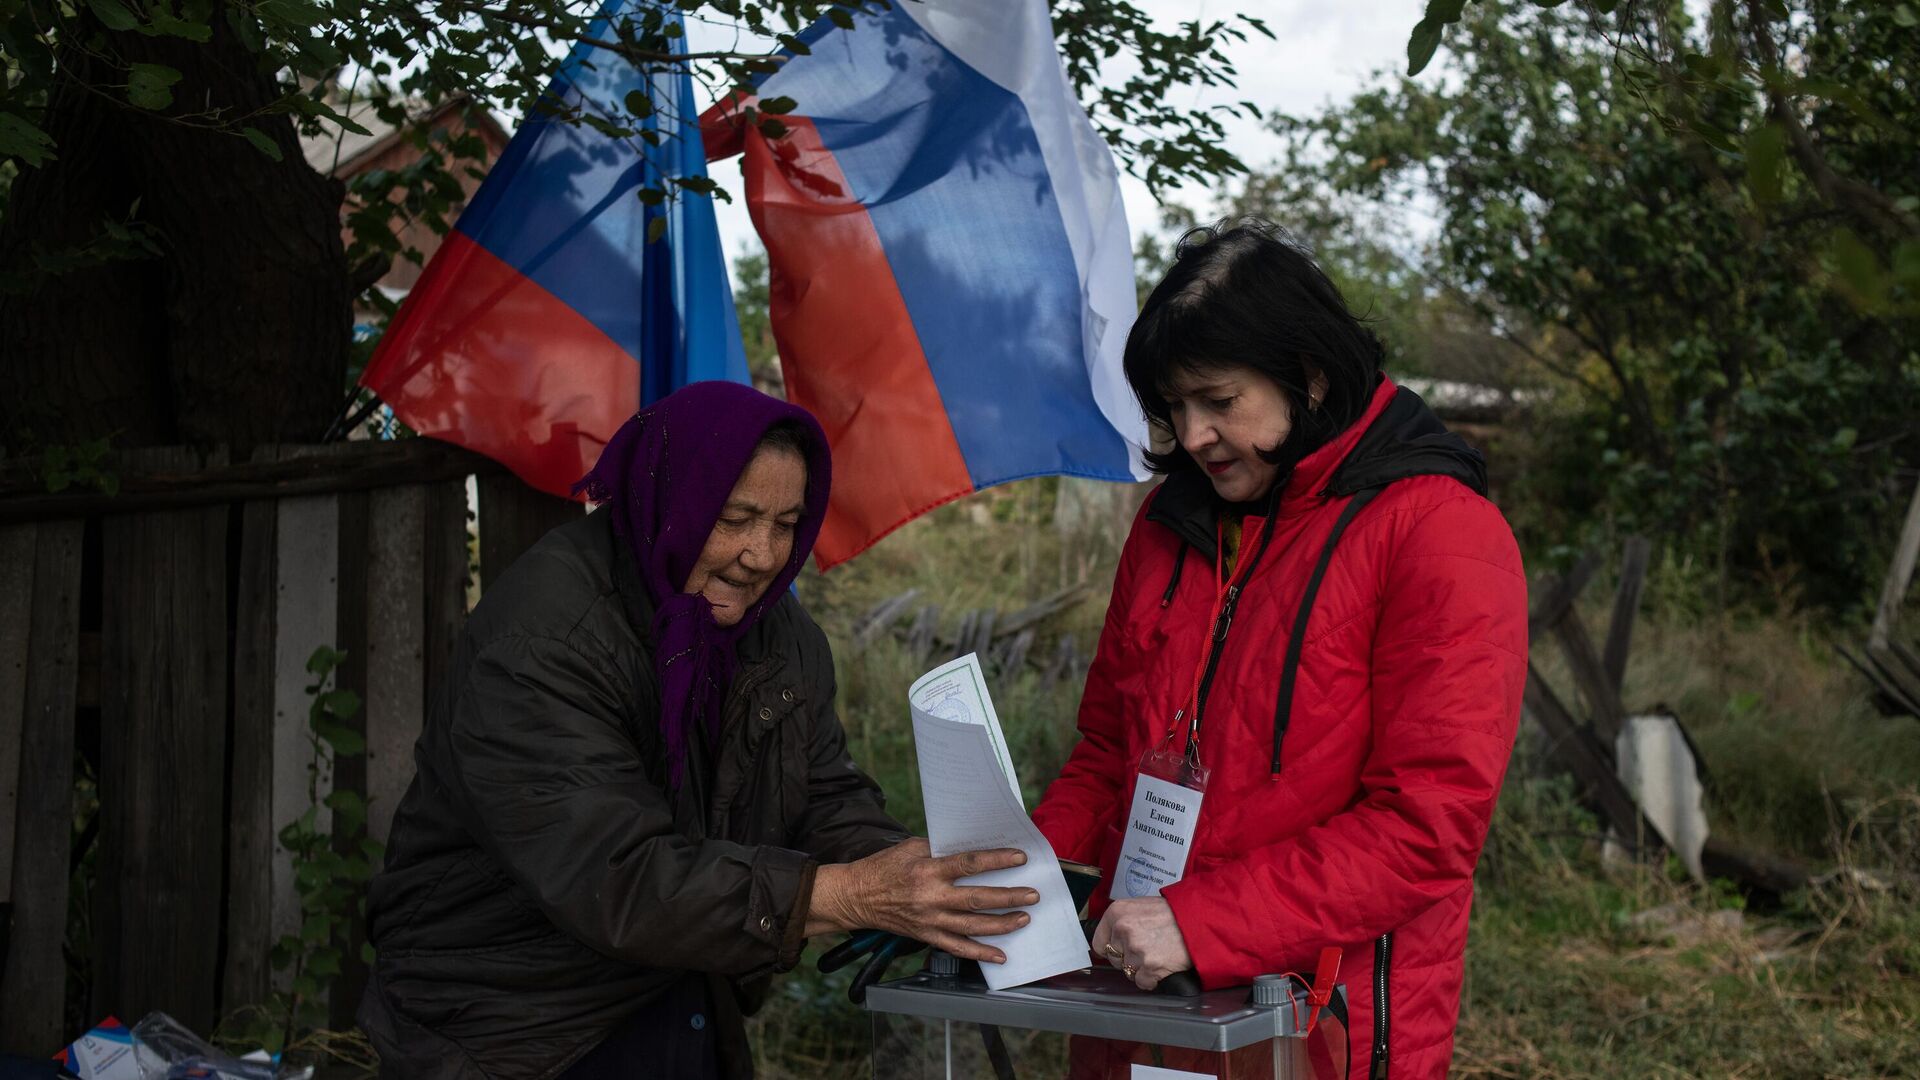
685 446 807 626
1163 365 1302 503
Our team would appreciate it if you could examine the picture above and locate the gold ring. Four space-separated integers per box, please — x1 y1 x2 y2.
1102 943 1123 960
1123 964 1138 979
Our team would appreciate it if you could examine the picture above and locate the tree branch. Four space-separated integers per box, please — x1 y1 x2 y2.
1743 0 1919 239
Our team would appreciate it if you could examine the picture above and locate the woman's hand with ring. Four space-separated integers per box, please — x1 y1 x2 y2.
1090 897 1193 991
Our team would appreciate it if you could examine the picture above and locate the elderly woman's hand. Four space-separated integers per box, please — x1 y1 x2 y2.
1090 897 1193 991
808 838 1038 964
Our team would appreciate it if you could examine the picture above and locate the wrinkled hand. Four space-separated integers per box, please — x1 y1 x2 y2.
808 838 1038 964
1090 897 1192 991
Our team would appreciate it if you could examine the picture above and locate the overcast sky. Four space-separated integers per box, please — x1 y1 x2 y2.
686 0 1432 267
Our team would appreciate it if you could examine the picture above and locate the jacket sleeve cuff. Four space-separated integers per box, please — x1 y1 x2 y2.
744 845 815 973
780 860 819 968
1161 877 1239 990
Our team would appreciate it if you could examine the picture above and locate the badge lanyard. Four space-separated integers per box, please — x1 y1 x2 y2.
1111 510 1275 900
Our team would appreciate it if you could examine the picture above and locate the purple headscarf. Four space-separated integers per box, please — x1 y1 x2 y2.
575 382 832 789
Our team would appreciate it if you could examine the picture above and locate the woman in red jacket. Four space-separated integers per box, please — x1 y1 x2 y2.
1031 220 1528 1079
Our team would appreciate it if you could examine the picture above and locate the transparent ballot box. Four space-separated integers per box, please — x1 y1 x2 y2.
866 961 1347 1080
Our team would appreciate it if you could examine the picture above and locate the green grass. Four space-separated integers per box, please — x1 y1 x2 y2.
750 478 1920 1077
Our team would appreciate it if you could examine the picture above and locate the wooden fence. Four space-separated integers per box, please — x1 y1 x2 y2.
0 441 577 1051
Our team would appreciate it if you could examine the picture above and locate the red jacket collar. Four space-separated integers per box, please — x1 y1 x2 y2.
1272 374 1399 516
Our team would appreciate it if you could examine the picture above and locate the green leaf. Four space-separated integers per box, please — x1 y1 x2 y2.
126 63 182 111
306 645 346 674
241 126 283 162
0 111 57 167
315 720 365 756
1422 0 1469 20
1406 18 1445 76
86 0 141 31
1744 121 1786 205
1829 229 1887 310
777 33 811 56
623 89 655 119
320 687 362 720
1685 115 1738 154
326 788 368 831
758 95 798 115
756 117 789 139
646 216 667 243
147 9 213 41
1831 427 1857 450
1895 6 1918 29
826 7 855 29
302 912 331 945
362 942 378 964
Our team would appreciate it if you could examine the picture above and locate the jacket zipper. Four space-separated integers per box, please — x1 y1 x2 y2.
1369 932 1392 1079
1188 497 1283 735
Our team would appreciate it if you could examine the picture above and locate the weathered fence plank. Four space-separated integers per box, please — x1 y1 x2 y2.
365 485 429 847
1554 611 1627 747
0 438 497 525
0 524 36 907
223 466 281 1011
1603 537 1651 691
0 521 82 1051
271 489 339 992
330 489 373 1030
421 479 470 727
96 448 230 1032
478 476 577 591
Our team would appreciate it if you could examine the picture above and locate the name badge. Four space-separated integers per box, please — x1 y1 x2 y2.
1110 770 1204 899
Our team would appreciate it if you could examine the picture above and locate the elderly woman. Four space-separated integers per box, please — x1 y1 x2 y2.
360 383 1036 1079
1031 221 1528 1079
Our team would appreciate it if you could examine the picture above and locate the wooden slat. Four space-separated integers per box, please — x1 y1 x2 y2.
271 489 339 991
0 438 501 525
1603 537 1651 693
364 485 429 848
0 520 81 1051
1865 640 1920 716
1522 666 1663 857
1527 550 1601 644
222 451 281 1012
0 524 36 905
477 475 578 592
96 448 230 1032
420 478 471 725
1869 476 1920 650
330 489 372 1031
1554 611 1628 747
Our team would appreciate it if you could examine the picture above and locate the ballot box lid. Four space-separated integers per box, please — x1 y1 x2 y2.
864 966 1317 1052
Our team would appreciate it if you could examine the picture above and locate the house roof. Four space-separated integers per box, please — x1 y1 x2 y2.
299 94 508 177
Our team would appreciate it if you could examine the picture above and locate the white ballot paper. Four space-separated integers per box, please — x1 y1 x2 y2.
909 654 1088 989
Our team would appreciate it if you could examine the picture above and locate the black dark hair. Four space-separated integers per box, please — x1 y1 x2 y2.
754 418 810 460
1125 219 1383 477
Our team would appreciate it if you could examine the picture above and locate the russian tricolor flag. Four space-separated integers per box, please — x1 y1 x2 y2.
361 1 747 496
704 0 1150 567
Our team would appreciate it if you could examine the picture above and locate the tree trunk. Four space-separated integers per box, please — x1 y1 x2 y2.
0 6 351 455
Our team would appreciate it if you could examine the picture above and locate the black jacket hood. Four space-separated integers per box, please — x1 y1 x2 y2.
1148 385 1486 558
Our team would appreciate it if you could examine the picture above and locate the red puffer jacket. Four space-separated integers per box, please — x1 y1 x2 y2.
1033 376 1527 1079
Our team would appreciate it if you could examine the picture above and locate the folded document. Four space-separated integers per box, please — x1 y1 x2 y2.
908 654 1087 989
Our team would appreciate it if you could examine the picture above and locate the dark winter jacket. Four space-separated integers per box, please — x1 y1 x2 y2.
1033 376 1528 1078
358 510 904 1079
